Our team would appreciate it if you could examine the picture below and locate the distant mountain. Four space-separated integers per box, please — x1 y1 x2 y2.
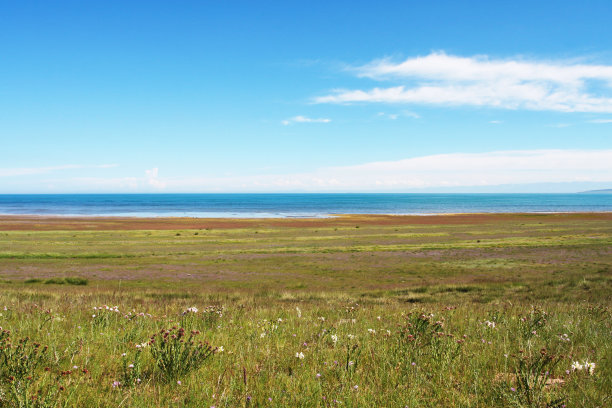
580 189 612 194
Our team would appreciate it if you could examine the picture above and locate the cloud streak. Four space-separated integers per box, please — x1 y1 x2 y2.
47 150 612 192
316 52 612 113
282 115 331 125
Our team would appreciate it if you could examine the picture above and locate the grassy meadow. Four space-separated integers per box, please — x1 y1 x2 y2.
0 214 610 407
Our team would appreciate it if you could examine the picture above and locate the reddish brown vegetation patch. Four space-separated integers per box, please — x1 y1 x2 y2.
1 213 611 231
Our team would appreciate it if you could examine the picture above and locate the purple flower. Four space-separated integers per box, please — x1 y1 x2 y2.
510 387 516 392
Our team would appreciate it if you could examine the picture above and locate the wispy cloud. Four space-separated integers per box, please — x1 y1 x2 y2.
145 167 166 189
281 115 331 125
0 164 118 177
377 111 420 120
377 112 399 120
315 52 612 113
588 118 612 123
57 150 612 192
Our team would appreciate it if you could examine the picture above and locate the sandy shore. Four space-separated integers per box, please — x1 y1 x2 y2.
1 212 611 231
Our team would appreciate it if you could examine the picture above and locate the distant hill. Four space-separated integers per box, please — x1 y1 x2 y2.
580 189 612 194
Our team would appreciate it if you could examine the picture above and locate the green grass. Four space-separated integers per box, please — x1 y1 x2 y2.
0 215 610 406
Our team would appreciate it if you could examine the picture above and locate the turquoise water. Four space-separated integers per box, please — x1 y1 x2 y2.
0 194 610 218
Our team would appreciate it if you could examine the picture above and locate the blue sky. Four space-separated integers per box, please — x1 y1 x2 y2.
1 0 611 193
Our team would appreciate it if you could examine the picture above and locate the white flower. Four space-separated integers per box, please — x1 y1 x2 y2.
331 334 338 344
377 316 381 320
128 364 134 368
260 332 266 338
347 334 356 340
295 352 305 359
121 353 127 357
296 307 302 318
217 346 224 352
559 333 570 342
484 320 496 329
571 361 584 371
368 328 376 335
182 307 199 315
584 360 596 375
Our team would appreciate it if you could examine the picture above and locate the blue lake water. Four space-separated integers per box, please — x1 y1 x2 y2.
0 194 610 218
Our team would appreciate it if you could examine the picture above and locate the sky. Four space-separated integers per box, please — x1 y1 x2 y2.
1 0 612 193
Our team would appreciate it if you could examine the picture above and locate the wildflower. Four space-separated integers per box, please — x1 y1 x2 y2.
377 316 381 320
260 333 266 338
484 320 496 329
510 387 516 392
348 360 354 366
182 307 198 315
121 353 127 357
347 334 356 340
559 333 570 342
217 346 224 353
316 373 321 378
367 328 376 335
296 352 305 359
112 381 121 388
353 385 358 390
268 398 272 402
411 362 416 366
331 334 338 344
177 380 182 385
386 330 391 336
128 364 134 368
318 316 326 322
136 378 141 383
571 361 584 371
296 307 302 318
584 360 596 375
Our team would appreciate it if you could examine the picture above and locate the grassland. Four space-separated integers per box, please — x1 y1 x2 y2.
0 213 610 407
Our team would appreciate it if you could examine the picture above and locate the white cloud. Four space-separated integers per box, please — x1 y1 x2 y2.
377 112 398 120
0 164 118 177
14 151 610 192
316 52 612 113
588 118 612 123
72 149 611 192
489 120 503 124
282 115 331 125
145 167 166 189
